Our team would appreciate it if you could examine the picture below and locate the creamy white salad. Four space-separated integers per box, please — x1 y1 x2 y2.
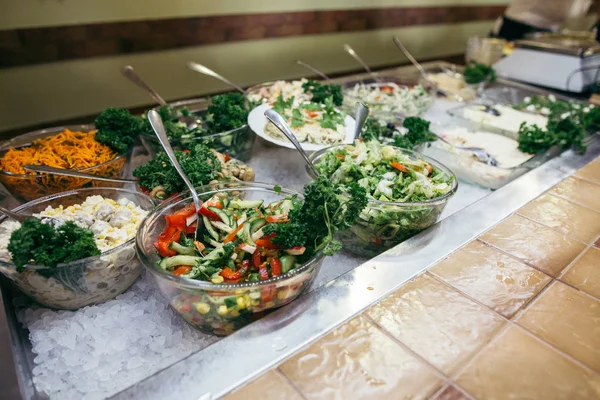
344 82 433 119
427 72 477 101
248 79 311 106
462 104 548 135
0 196 149 310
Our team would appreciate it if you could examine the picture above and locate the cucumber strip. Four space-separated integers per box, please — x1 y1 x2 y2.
203 215 220 241
169 242 196 256
208 206 231 226
210 220 233 233
230 199 264 209
159 255 202 270
280 255 296 273
249 218 266 235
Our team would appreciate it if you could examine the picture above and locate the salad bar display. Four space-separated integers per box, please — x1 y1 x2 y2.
0 59 599 400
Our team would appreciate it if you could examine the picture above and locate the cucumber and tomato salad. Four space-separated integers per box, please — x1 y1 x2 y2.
154 193 308 284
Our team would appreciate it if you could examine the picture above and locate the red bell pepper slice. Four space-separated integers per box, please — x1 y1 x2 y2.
186 222 197 235
239 259 251 276
220 267 241 281
224 154 231 162
271 257 282 277
259 263 269 281
165 214 187 232
254 235 280 249
173 266 193 276
253 251 263 269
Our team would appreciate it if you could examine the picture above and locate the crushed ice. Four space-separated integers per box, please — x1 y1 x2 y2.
17 270 218 400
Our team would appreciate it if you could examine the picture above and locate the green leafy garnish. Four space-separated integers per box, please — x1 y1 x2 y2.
463 62 496 84
264 177 368 255
205 93 249 133
8 219 100 271
94 108 143 153
272 95 295 114
133 144 222 199
302 80 343 106
517 119 586 154
393 117 437 149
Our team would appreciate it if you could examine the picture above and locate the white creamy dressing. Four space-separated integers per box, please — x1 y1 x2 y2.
463 104 548 134
440 127 534 168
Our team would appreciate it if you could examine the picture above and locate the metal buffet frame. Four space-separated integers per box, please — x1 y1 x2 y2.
1 61 598 400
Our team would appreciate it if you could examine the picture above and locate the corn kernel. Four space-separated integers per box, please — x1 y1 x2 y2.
217 305 229 315
194 303 210 315
277 290 287 300
237 297 246 308
265 301 275 308
211 275 224 284
230 310 240 317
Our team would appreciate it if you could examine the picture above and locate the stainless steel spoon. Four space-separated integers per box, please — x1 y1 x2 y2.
23 165 137 183
122 65 199 130
0 205 61 225
433 133 499 166
186 62 247 95
393 37 465 102
264 109 320 176
295 60 332 81
148 110 202 237
343 44 378 81
353 103 369 141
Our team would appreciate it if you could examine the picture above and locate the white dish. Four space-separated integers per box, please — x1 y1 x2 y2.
247 104 356 151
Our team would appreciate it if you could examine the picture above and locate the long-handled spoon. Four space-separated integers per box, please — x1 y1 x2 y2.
433 133 498 166
343 44 377 81
147 110 202 238
264 109 320 177
122 65 199 130
353 103 369 141
186 62 247 95
295 60 332 81
23 165 137 183
0 204 60 226
393 37 465 102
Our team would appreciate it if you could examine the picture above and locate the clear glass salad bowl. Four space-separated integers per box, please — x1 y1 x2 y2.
342 74 436 123
0 187 155 310
0 125 131 204
136 181 325 336
140 98 256 161
307 145 458 257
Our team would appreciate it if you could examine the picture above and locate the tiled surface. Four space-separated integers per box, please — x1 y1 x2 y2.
227 161 600 399
279 316 443 400
456 325 600 400
223 370 303 400
479 214 586 276
550 176 600 212
516 281 600 373
0 5 506 68
366 274 505 375
429 240 551 317
518 193 600 243
561 246 600 299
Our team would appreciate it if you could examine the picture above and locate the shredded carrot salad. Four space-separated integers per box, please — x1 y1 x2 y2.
0 129 117 175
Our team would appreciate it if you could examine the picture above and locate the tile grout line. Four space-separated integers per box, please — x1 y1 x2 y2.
514 212 596 246
273 368 308 400
547 191 600 216
424 271 600 377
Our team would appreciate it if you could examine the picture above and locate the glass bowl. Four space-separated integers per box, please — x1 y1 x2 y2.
0 125 131 203
422 65 489 102
342 74 436 123
0 187 155 310
139 98 255 161
307 145 458 257
136 181 325 336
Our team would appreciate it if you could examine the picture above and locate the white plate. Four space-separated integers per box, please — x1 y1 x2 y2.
247 104 356 151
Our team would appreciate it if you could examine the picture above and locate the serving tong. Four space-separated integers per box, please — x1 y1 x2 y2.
433 133 499 166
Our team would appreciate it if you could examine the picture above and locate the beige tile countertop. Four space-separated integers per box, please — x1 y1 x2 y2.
225 156 600 400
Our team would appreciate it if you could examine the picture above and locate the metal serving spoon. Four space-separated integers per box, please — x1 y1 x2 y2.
186 62 247 95
0 205 61 225
23 165 137 183
353 103 370 141
264 109 320 177
122 65 199 130
343 44 378 81
147 110 202 238
433 133 499 166
295 60 332 81
393 37 465 102
479 104 501 117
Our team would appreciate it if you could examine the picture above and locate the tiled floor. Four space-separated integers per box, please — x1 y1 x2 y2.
225 157 600 400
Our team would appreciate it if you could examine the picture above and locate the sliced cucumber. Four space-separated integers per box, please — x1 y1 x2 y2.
230 199 264 209
208 206 231 226
239 222 255 246
169 242 196 256
159 255 202 270
280 255 296 273
203 215 220 241
249 218 266 235
221 197 230 209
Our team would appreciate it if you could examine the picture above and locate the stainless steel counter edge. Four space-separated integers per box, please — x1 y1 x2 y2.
111 139 600 400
